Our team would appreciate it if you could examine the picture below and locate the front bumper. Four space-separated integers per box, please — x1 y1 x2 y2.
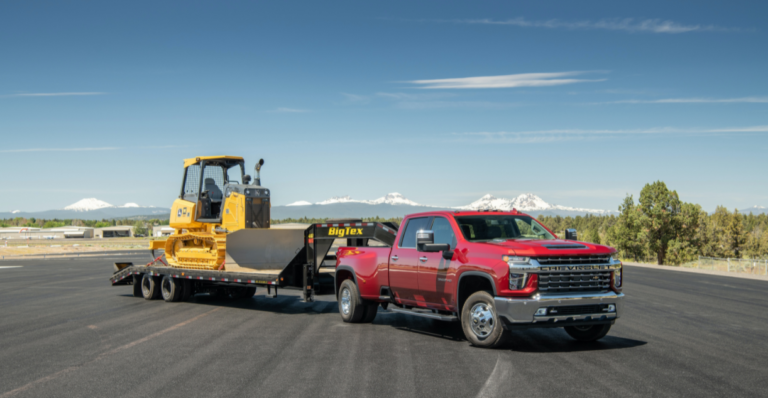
495 291 624 330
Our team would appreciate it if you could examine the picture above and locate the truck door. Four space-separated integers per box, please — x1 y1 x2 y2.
389 217 430 304
418 216 459 307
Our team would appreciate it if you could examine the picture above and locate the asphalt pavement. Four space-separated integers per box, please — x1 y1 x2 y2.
1 253 767 398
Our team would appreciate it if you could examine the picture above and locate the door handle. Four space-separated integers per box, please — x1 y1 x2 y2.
391 255 398 261
419 257 428 262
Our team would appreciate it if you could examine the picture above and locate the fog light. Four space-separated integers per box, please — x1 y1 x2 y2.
535 308 547 316
605 304 616 313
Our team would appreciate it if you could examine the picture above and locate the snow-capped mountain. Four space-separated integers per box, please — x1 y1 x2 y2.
741 205 768 215
63 198 154 212
459 193 611 214
64 198 114 211
291 193 421 206
366 193 420 206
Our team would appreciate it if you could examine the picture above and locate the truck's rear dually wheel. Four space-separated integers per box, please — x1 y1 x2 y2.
339 280 366 323
461 291 507 348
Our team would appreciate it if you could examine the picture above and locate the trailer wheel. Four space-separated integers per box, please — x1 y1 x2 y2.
141 274 161 300
360 303 379 323
161 275 183 302
132 275 142 297
244 287 256 298
564 324 612 342
460 291 507 348
338 280 365 323
180 280 193 301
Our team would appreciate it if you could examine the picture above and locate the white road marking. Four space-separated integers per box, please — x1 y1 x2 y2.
0 266 23 269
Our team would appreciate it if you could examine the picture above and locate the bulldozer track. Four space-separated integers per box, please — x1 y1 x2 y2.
164 232 226 270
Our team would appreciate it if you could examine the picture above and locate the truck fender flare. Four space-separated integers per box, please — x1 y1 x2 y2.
456 271 497 307
335 265 361 301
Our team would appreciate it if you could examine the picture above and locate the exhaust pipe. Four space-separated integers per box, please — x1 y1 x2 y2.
254 158 264 186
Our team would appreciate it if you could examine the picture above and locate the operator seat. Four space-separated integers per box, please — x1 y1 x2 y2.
204 178 223 202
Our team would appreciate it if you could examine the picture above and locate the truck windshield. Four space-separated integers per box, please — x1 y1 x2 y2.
454 215 555 241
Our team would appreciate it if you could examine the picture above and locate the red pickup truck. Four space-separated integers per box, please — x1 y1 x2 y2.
334 210 624 348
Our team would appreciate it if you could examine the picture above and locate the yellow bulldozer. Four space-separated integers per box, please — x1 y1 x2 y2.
149 156 271 270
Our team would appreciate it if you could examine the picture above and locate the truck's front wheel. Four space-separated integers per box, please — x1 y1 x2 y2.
338 280 366 323
564 324 611 342
461 291 507 348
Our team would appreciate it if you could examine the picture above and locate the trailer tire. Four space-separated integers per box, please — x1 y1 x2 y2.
564 324 611 342
180 280 193 301
461 291 507 348
360 303 379 323
132 275 143 297
244 286 256 298
161 275 182 302
141 274 161 300
338 280 365 323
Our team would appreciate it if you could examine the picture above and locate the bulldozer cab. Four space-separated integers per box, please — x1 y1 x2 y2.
181 156 245 223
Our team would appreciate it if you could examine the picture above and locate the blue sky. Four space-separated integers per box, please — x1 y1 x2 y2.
1 1 766 212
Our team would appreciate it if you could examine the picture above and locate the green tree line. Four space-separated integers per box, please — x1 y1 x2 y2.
537 181 768 264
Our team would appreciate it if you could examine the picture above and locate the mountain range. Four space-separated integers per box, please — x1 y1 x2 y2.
273 192 614 219
5 194 764 221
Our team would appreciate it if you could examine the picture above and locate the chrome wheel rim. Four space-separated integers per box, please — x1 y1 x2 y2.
469 303 495 338
340 288 351 315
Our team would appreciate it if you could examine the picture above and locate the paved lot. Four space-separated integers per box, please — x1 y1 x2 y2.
1 253 767 398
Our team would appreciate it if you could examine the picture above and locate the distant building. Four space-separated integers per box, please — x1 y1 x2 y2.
95 226 134 238
153 225 175 237
0 226 93 239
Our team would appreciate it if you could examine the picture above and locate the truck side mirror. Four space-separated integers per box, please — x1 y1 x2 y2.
416 230 434 251
417 230 452 256
565 228 577 240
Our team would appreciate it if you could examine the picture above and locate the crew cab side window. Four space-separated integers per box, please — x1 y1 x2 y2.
399 217 430 248
431 217 457 247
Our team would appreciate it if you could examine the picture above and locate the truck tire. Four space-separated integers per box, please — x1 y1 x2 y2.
338 279 366 323
360 303 379 323
564 324 611 342
132 275 142 297
141 274 161 300
161 275 182 302
461 291 507 348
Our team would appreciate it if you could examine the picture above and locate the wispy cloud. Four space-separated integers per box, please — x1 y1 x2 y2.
437 17 736 34
600 97 768 104
395 101 519 110
267 107 310 113
458 125 768 144
0 145 188 153
5 92 105 97
0 147 119 153
408 71 606 89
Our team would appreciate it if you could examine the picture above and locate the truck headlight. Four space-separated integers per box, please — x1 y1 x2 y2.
505 256 531 290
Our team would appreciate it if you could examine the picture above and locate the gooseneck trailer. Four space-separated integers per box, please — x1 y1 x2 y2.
110 221 398 302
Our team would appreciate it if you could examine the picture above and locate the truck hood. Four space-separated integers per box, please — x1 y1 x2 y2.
480 238 614 257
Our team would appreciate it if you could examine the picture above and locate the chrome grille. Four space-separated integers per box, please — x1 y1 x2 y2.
538 271 611 293
535 255 611 265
